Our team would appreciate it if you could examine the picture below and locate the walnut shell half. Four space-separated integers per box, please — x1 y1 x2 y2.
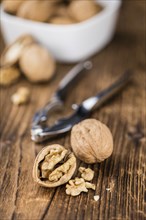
33 145 76 188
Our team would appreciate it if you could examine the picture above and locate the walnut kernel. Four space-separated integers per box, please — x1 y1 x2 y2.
0 66 20 86
66 177 95 196
79 167 94 181
11 87 30 105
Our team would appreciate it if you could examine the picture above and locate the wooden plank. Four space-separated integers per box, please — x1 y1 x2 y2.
0 1 145 220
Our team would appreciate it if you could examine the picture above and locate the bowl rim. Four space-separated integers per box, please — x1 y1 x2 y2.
0 0 122 31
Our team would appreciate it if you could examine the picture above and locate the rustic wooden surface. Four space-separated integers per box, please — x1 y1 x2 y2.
0 1 146 220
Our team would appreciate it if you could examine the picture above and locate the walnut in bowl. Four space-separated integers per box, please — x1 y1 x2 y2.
1 1 121 62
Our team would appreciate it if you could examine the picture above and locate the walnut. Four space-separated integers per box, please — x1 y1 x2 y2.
68 1 102 22
54 4 68 17
0 65 20 86
66 177 95 196
11 87 30 105
2 0 25 14
33 145 76 187
79 167 94 181
85 182 95 190
17 0 56 22
71 119 113 164
19 44 56 83
49 16 75 25
1 35 35 67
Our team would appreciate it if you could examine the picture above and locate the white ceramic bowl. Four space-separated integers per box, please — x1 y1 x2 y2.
0 0 121 63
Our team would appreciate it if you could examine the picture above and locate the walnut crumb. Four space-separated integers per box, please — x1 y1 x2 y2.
94 195 100 201
106 188 111 191
11 87 30 105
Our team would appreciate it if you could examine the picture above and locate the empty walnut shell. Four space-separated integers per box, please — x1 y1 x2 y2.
1 35 35 67
19 44 56 82
71 119 113 164
33 145 77 188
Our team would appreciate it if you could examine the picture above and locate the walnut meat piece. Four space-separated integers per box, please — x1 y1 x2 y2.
68 1 102 22
79 167 94 181
11 87 30 105
66 178 87 196
0 66 20 86
1 35 35 67
19 44 56 83
71 119 113 164
33 145 76 188
85 182 96 190
66 177 95 196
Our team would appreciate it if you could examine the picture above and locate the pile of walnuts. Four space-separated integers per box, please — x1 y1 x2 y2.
2 0 102 24
33 119 114 197
0 35 56 86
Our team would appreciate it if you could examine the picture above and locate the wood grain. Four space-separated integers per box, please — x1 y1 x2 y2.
0 1 145 220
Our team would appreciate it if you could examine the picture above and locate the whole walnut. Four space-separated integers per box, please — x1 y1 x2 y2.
17 0 56 22
68 1 102 22
3 0 25 14
49 16 75 25
19 44 56 83
1 35 35 67
54 4 68 17
71 119 113 164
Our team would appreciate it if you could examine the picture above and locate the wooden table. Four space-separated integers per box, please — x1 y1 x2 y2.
0 1 145 220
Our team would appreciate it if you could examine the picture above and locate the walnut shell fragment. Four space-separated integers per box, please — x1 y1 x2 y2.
1 35 35 67
33 145 77 188
71 119 113 164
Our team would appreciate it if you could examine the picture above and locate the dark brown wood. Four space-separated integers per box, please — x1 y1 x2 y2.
0 1 145 220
